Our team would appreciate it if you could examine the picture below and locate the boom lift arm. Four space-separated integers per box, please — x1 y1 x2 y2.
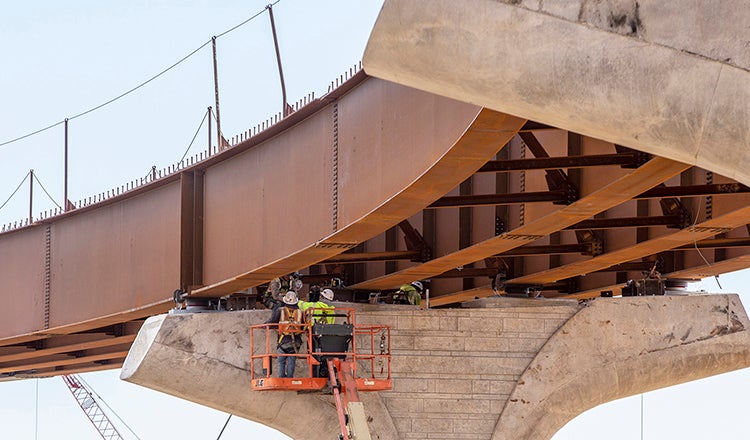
250 308 392 440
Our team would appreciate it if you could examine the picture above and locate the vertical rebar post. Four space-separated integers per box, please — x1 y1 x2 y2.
64 118 69 212
267 4 289 116
29 169 34 224
212 37 223 151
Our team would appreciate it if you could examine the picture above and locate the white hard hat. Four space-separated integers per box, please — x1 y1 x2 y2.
282 291 299 305
411 281 424 292
321 288 334 301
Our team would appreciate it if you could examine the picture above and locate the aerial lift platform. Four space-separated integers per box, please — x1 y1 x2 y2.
250 308 392 440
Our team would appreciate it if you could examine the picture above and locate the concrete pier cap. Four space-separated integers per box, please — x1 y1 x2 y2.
362 0 750 186
122 295 750 439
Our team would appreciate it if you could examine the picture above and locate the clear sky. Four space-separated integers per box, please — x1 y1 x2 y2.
1 1 749 439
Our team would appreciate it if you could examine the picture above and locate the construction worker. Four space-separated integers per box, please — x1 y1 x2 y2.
262 272 304 309
266 291 304 378
393 281 423 305
298 287 334 324
319 288 336 324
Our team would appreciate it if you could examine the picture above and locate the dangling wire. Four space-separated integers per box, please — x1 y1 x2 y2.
691 196 723 289
32 173 62 209
0 171 30 213
179 109 209 164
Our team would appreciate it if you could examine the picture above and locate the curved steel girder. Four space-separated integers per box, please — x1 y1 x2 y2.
0 74 523 351
353 157 690 291
193 87 525 297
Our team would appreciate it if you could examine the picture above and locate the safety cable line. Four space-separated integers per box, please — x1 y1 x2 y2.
67 40 212 122
215 0 280 38
32 173 63 209
0 0 282 150
0 121 65 148
77 375 142 440
179 109 209 164
0 171 30 213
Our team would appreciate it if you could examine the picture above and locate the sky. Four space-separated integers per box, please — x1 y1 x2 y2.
1 1 749 439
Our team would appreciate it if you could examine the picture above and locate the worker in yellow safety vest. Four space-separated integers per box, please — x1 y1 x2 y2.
298 287 335 324
393 281 423 305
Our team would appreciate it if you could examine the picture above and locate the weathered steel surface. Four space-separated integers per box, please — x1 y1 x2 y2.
353 157 690 290
0 73 527 377
194 78 524 297
0 227 46 337
511 204 750 284
49 182 181 328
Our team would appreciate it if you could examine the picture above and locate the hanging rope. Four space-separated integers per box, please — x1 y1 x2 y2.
0 171 30 213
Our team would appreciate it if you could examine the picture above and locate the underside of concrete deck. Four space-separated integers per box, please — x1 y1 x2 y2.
122 295 750 439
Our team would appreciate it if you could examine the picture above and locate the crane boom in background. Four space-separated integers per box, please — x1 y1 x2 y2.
61 375 125 440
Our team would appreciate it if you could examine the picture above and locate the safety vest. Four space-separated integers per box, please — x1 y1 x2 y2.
298 301 334 324
278 306 304 337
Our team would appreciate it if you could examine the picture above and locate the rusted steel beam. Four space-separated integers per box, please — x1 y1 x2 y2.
0 301 171 348
558 254 750 300
323 250 421 264
193 93 526 297
509 204 750 285
432 268 499 278
518 131 578 204
398 220 430 261
518 121 554 131
384 226 399 274
497 243 591 256
0 334 136 364
459 177 474 289
637 183 750 199
428 191 567 208
592 262 655 273
0 349 131 374
565 215 681 230
193 171 205 286
353 157 691 291
180 172 195 291
667 255 750 280
674 237 750 250
478 154 642 172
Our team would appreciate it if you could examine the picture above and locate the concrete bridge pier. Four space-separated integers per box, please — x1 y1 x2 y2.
121 295 750 439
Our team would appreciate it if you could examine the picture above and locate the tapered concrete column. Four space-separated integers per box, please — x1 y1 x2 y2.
122 295 750 439
363 0 750 185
